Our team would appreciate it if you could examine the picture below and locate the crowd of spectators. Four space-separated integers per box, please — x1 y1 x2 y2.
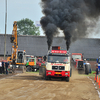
0 59 9 75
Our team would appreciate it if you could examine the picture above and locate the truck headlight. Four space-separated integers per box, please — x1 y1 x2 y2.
48 72 51 74
65 73 68 75
16 65 19 68
10 65 12 68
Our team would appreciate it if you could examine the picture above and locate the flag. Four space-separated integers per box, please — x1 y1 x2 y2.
35 21 41 27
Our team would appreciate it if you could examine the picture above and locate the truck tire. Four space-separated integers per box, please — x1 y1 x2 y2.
85 64 89 75
22 66 26 73
26 66 32 72
44 69 50 80
44 74 48 80
89 68 92 73
88 65 92 73
70 69 72 77
66 77 69 82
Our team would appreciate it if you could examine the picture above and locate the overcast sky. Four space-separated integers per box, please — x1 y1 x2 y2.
0 0 100 38
0 0 44 35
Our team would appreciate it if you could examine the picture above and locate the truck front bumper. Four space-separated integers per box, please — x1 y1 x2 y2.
46 70 70 77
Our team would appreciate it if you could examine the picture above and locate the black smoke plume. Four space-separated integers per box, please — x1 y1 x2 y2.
40 0 100 50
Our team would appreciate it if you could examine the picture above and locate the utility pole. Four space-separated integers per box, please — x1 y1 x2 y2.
4 0 7 60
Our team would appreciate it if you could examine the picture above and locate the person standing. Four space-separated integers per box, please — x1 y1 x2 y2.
0 61 2 74
95 64 99 82
5 61 9 74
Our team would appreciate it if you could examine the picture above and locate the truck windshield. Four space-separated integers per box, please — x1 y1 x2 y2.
26 56 31 61
17 51 23 63
72 55 81 60
48 55 69 63
29 59 34 62
38 58 42 62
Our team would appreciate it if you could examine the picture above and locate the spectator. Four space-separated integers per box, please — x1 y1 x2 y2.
95 64 99 82
2 60 5 74
0 61 2 74
5 62 9 74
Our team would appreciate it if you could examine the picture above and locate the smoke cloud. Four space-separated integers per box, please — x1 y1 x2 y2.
40 0 100 50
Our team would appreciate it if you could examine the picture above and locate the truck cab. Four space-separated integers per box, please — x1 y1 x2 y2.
26 57 37 72
39 46 72 82
36 56 45 68
17 50 26 64
71 53 83 69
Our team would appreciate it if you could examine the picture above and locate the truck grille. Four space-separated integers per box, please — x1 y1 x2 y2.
59 66 65 70
52 66 65 70
78 61 83 69
52 66 58 70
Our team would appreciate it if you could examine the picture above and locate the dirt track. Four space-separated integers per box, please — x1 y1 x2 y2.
0 70 99 100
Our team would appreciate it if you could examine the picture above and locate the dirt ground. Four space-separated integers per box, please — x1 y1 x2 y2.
0 69 99 100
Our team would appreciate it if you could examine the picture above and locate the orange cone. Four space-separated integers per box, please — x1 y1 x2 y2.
94 75 96 82
96 75 99 83
98 78 100 85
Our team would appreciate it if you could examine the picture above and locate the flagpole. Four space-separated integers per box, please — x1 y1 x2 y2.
4 0 7 61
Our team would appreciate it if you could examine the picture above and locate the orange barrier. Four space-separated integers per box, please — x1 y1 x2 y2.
98 78 100 84
97 75 99 83
98 78 100 88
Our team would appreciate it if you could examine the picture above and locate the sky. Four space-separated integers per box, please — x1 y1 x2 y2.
0 0 100 38
0 0 44 36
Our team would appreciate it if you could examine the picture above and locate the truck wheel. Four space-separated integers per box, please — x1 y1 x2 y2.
23 66 26 73
70 69 72 77
85 64 89 75
89 68 92 73
26 66 32 72
44 70 48 80
66 77 69 82
44 74 48 80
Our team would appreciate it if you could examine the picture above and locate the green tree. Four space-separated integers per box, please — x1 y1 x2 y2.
17 18 40 35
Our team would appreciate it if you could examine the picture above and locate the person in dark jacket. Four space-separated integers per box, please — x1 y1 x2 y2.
5 62 9 74
95 64 99 81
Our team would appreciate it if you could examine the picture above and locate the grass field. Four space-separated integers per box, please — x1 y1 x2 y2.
26 70 39 74
78 71 96 77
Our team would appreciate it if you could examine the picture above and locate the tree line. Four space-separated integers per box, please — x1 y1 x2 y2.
17 18 40 36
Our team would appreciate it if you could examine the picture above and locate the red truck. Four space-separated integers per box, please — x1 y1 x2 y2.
71 53 83 68
71 53 91 74
39 46 72 82
36 56 45 69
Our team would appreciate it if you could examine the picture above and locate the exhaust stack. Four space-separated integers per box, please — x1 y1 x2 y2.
47 50 50 54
